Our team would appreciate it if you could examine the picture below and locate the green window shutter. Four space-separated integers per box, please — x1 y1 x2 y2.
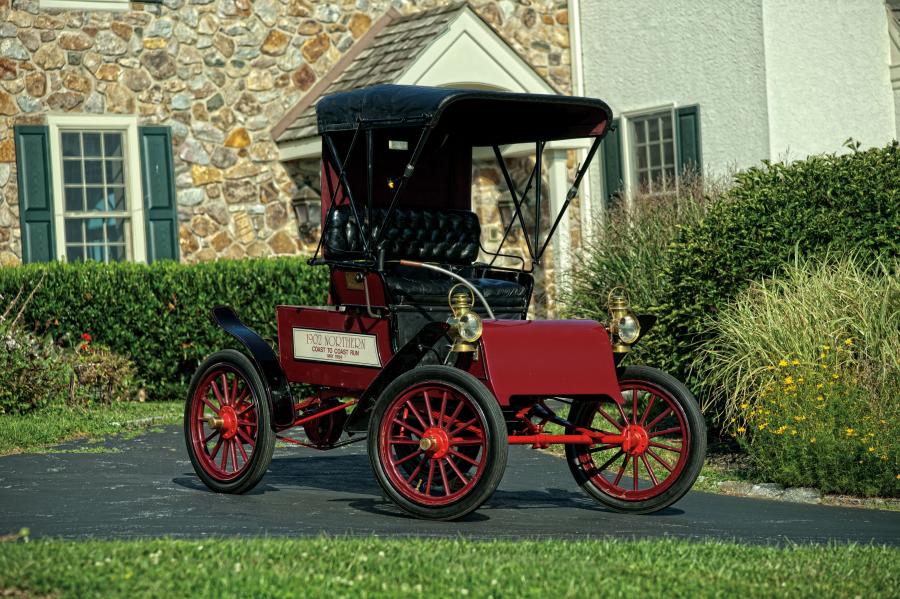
601 117 623 208
138 126 180 263
14 125 56 263
676 105 702 175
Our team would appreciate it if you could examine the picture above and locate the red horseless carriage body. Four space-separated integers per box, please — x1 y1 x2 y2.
185 85 706 520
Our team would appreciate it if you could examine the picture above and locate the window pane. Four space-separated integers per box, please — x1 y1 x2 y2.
637 146 648 170
664 143 674 166
64 187 84 212
648 118 660 140
62 133 81 157
107 218 126 243
85 187 105 211
64 219 83 243
103 133 123 157
85 245 105 262
105 160 124 184
66 245 85 262
634 121 646 144
108 245 127 263
662 117 673 140
649 144 661 168
85 218 105 243
63 160 82 184
107 187 126 211
82 133 102 157
84 160 103 184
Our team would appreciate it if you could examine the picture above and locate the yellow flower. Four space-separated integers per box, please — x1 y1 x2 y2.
845 338 853 346
845 428 855 437
740 403 749 410
791 359 800 366
832 373 840 380
778 359 789 367
793 415 807 422
783 376 794 385
796 377 804 384
896 474 900 479
816 395 824 402
816 383 824 389
822 345 830 352
758 423 768 430
810 437 816 444
868 447 876 453
736 427 746 434
790 429 797 436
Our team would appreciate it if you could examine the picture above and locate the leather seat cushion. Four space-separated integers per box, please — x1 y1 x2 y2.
384 267 528 309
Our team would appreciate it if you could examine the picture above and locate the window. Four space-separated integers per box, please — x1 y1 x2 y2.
600 105 701 208
60 131 131 262
15 118 179 264
630 111 676 195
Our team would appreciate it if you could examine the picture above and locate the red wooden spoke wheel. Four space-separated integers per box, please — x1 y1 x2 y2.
566 365 705 514
368 366 507 521
184 350 275 494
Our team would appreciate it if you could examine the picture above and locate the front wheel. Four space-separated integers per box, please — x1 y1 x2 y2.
184 349 275 494
565 365 706 513
368 366 508 521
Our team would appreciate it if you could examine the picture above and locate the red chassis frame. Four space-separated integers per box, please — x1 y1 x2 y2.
273 273 627 450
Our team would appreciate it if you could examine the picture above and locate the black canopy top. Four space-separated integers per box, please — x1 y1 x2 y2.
316 84 612 144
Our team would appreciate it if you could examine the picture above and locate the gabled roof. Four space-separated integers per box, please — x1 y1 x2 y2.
272 2 558 146
272 3 466 144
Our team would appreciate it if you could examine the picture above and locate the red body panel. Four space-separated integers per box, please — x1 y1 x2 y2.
477 319 623 406
276 306 393 392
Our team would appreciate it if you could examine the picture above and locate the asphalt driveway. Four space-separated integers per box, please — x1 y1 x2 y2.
1 426 898 544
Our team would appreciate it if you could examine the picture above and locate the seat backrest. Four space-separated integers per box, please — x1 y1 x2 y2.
323 205 481 264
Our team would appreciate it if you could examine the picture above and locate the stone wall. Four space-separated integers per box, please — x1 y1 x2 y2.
0 0 571 267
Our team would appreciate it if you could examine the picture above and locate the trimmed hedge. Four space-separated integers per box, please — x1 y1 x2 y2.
0 259 328 401
649 142 900 385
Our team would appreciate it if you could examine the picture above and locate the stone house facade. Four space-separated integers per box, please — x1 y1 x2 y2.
0 0 573 273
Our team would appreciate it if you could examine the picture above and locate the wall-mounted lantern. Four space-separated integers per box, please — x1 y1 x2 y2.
291 183 321 243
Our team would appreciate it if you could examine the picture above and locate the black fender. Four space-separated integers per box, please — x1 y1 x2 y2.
211 306 295 430
344 321 450 433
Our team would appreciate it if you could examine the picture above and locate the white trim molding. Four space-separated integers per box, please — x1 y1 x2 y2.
46 113 148 263
41 0 131 10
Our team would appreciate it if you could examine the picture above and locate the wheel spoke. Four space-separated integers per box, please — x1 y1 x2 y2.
394 449 423 466
200 395 220 415
425 460 435 495
406 460 425 484
230 376 238 409
437 458 450 495
650 441 682 453
220 374 230 405
445 400 465 429
641 454 659 486
388 438 420 445
236 419 257 428
203 429 219 444
587 443 619 454
423 390 435 426
450 437 483 446
645 407 673 432
209 437 223 459
449 449 480 466
393 418 423 437
237 428 256 447
229 440 238 473
616 402 630 425
445 456 469 486
595 449 624 473
631 389 638 424
210 379 226 408
597 407 623 431
648 426 681 438
632 457 639 491
647 448 673 472
237 440 249 464
439 390 448 425
405 400 429 430
613 455 630 487
449 417 478 437
639 394 656 427
220 440 229 471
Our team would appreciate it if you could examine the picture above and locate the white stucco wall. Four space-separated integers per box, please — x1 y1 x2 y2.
580 0 771 181
762 0 896 159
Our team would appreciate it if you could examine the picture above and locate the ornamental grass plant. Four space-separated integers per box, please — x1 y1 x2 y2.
700 255 900 496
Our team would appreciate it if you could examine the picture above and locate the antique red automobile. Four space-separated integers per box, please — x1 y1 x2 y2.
184 85 706 520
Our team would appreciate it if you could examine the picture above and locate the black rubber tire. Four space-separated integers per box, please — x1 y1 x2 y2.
565 365 706 514
367 365 508 521
184 349 275 494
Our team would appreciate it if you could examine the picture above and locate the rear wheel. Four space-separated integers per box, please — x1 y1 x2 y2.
368 366 507 521
565 365 705 513
184 349 275 494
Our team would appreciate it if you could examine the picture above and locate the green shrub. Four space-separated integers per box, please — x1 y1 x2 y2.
701 256 899 496
0 259 328 402
559 175 719 363
651 142 900 385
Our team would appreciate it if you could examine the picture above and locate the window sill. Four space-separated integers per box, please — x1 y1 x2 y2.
40 0 132 10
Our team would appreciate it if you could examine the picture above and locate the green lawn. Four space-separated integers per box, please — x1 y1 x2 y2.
0 401 182 455
0 537 896 598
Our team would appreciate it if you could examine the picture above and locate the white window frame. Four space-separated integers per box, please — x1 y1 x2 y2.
618 104 679 209
40 0 131 10
47 114 148 263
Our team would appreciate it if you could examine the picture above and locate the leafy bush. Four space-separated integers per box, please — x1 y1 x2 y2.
701 256 899 496
0 259 328 402
651 142 900 384
68 336 138 406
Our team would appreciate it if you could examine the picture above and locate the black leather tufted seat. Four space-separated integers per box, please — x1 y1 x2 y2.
324 205 528 311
